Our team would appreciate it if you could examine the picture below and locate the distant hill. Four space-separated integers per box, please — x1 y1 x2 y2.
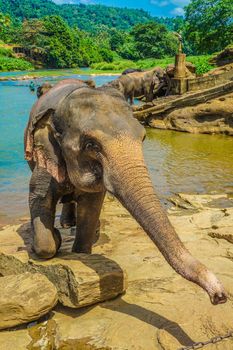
0 0 177 32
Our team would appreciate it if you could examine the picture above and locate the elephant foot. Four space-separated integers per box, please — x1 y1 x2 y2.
72 244 92 254
72 221 101 254
33 220 62 259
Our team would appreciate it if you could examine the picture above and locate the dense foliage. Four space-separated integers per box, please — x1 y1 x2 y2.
0 55 33 71
131 22 178 59
185 0 233 54
0 0 232 71
0 0 156 32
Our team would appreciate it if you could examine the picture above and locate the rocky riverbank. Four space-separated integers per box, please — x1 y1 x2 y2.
149 92 233 136
0 193 233 350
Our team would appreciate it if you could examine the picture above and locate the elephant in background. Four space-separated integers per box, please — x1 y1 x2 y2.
106 67 165 105
122 68 144 75
24 78 227 305
37 82 53 98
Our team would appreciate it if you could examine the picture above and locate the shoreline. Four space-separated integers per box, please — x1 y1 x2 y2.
0 70 121 82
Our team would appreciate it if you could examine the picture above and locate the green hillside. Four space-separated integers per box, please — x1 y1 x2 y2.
0 0 175 32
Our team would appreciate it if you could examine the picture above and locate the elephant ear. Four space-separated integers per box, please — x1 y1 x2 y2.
25 108 66 183
25 81 88 183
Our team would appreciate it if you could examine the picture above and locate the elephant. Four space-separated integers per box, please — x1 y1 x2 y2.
37 82 53 98
107 67 165 105
122 68 143 75
24 78 227 305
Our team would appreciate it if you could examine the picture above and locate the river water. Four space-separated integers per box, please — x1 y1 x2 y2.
0 72 233 225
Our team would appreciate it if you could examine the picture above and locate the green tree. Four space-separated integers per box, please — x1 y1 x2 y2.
42 15 80 68
21 19 46 47
184 0 233 54
0 12 11 31
131 22 178 59
109 28 125 51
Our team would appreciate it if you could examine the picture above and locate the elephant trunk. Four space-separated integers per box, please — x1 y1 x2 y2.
103 138 227 305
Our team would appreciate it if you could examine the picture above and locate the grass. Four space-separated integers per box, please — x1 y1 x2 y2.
90 55 214 75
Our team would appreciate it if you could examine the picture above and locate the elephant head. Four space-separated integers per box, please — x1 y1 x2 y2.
25 81 227 305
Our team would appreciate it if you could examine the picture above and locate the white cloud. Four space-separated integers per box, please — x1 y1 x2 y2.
170 0 190 6
150 0 190 9
170 6 185 15
150 0 169 6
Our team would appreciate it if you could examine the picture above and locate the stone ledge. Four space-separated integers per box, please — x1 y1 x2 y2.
0 225 127 309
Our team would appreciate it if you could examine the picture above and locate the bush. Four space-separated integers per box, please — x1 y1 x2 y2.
0 56 33 71
0 47 13 57
136 57 175 69
91 59 137 71
187 55 214 75
99 47 114 63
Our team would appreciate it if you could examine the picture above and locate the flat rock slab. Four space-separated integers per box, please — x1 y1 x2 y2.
0 272 58 330
0 225 127 309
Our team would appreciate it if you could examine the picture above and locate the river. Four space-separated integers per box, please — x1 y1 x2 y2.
0 72 233 225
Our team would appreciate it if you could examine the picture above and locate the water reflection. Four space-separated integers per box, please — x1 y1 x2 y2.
144 128 233 200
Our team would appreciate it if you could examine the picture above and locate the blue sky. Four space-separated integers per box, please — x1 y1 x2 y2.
53 0 191 17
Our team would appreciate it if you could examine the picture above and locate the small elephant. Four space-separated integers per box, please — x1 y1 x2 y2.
24 78 227 305
37 82 53 98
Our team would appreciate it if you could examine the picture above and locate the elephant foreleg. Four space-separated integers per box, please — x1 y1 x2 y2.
29 167 61 259
72 191 105 254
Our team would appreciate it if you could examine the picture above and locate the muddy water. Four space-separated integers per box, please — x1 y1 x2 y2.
144 128 233 203
0 73 233 225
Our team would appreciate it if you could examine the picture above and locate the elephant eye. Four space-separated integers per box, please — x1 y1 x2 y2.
84 141 100 152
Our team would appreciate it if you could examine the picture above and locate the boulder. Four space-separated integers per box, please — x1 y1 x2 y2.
149 92 233 135
0 272 58 330
0 225 127 309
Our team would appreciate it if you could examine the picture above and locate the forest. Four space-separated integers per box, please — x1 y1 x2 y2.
0 0 232 71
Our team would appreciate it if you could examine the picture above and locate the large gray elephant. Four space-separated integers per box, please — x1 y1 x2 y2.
24 79 227 305
107 67 165 104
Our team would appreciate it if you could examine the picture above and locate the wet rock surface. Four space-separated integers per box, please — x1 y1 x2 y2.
0 272 58 330
149 92 233 135
0 194 233 349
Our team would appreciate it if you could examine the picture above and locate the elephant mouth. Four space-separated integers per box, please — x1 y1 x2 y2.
89 160 103 181
67 159 104 193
